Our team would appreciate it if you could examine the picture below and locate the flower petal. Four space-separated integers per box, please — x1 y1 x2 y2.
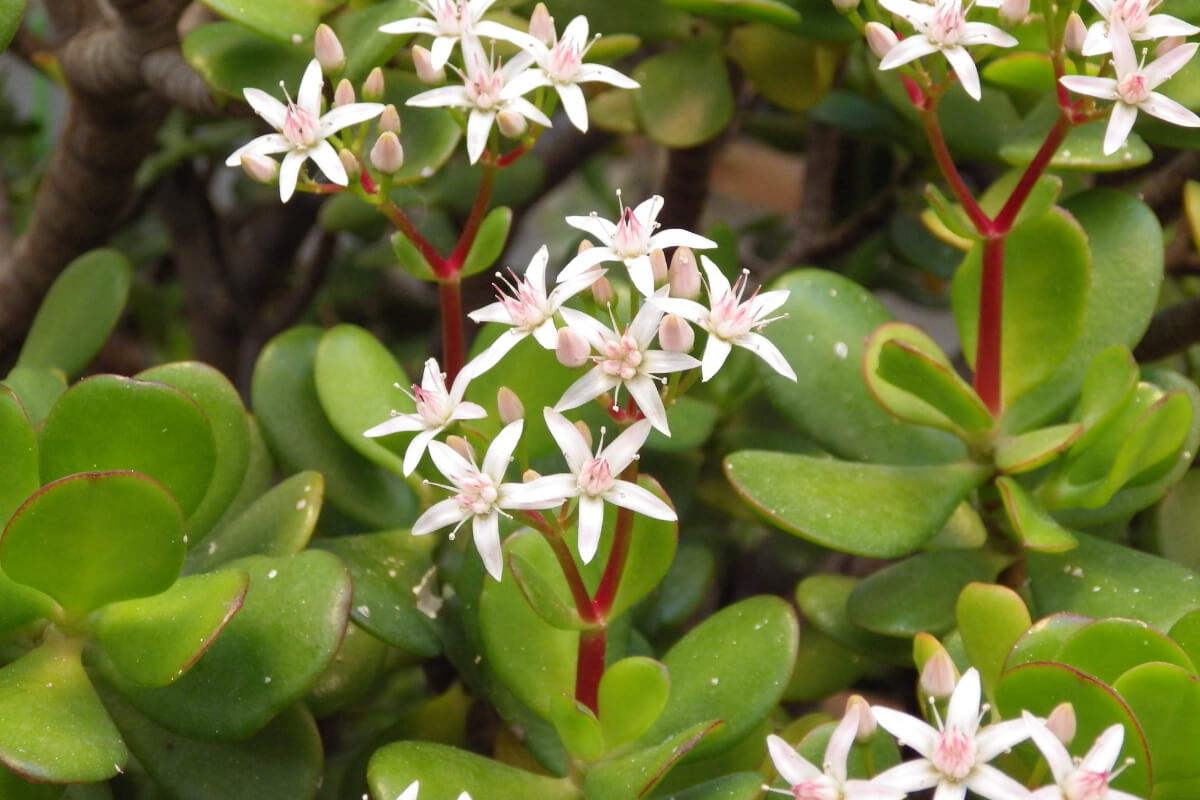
379 18 440 35
466 109 496 163
1110 21 1137 76
1140 14 1200 40
526 245 550 290
544 407 593 472
625 255 657 297
226 133 292 166
964 764 1030 800
946 668 983 733
503 67 553 100
842 780 907 800
243 88 288 129
308 140 348 186
297 59 324 118
559 243 619 282
871 758 941 792
450 401 488 422
508 473 578 509
428 438 474 484
423 357 448 396
766 734 822 786
278 149 306 202
1080 723 1125 774
879 35 940 70
932 783 967 800
560 15 590 47
601 419 652 474
532 318 559 349
653 297 707 323
737 331 797 381
556 368 620 412
1022 712 1073 785
472 512 504 580
397 781 421 800
1144 42 1200 88
1059 75 1120 100
961 22 1019 47
558 307 612 350
1103 102 1139 155
483 419 524 480
556 81 590 132
879 0 935 25
975 718 1031 761
605 480 675 520
872 707 939 758
642 350 701 375
575 63 640 89
364 413 424 437
413 498 467 536
698 255 731 298
475 20 542 52
647 228 719 252
407 427 443 476
430 35 459 72
507 96 553 127
461 329 525 379
633 194 665 227
407 86 471 108
564 213 617 242
320 102 386 135
699 336 732 382
626 374 670 434
826 707 861 784
942 45 982 101
577 494 606 563
1081 21 1113 56
468 301 510 325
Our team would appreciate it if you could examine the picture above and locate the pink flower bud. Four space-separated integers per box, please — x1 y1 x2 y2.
529 2 556 45
846 695 877 742
1064 13 1087 55
556 326 591 368
446 435 474 462
999 0 1029 24
668 246 701 299
380 104 402 134
412 45 446 84
497 386 524 424
591 275 614 305
832 0 860 12
333 78 356 107
522 468 542 482
240 153 279 184
919 650 958 699
496 109 528 138
371 132 405 174
573 421 593 449
315 23 346 74
658 314 694 353
1157 35 1186 57
1046 702 1076 745
649 248 669 285
363 67 386 101
339 149 360 180
865 23 899 60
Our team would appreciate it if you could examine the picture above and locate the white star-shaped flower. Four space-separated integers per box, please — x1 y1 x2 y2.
521 409 676 563
1081 0 1198 55
653 256 795 382
225 59 384 202
765 705 907 800
554 301 699 435
413 420 566 580
558 193 717 297
363 357 487 476
1024 713 1142 800
379 0 537 70
871 668 1033 800
504 15 640 132
464 245 604 378
876 0 1018 100
1060 21 1200 154
406 34 551 164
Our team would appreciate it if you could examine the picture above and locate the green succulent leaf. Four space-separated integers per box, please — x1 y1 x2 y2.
633 40 734 148
369 741 578 800
312 529 441 656
795 575 911 664
1005 612 1091 669
598 656 671 747
1 472 185 615
666 0 800 25
995 476 1078 553
91 571 249 688
381 71 464 186
0 639 126 783
183 22 310 99
194 0 338 43
1114 663 1200 787
334 0 417 83
956 582 1031 698
2 367 66 426
585 720 723 800
509 548 595 632
1057 618 1194 684
549 693 606 761
0 0 24 54
39 375 216 517
725 451 991 557
994 424 1082 475
113 552 351 740
17 249 131 378
1000 96 1152 170
727 26 840 113
0 386 38 527
460 206 513 278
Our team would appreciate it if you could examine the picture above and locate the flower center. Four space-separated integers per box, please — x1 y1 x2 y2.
578 457 614 495
932 726 977 781
496 271 549 330
1118 72 1150 104
282 103 321 148
598 331 643 381
548 39 583 81
928 0 966 46
1064 770 1110 800
466 67 505 109
453 470 499 516
613 207 649 257
414 385 451 426
710 275 759 340
1112 0 1152 31
434 0 470 33
790 775 839 800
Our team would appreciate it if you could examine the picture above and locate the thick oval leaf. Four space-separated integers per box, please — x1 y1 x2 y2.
510 548 594 631
100 687 323 800
460 206 512 278
252 326 417 529
666 0 800 24
313 324 411 476
953 208 1091 406
0 640 126 783
636 543 715 635
977 170 1064 228
598 656 670 747
996 476 1078 553
137 362 251 540
550 694 606 761
17 249 131 377
759 270 963 464
636 596 798 761
1004 612 1090 669
312 529 441 656
956 582 1031 697
784 626 870 702
726 25 838 113
0 0 23 53
115 552 351 740
209 416 274 533
1169 609 1200 667
994 424 1082 474
2 367 66 426
0 386 37 526
2 472 184 614
335 0 418 84
306 621 390 718
1146 469 1200 572
369 741 578 800
1114 663 1200 786
999 97 1152 170
846 550 1009 637
91 571 249 688
182 22 310 100
194 0 336 43
1057 618 1194 685
794 575 912 664
663 773 764 800
1028 532 1200 630
39 375 217 517
478 530 577 718
1003 190 1163 433
586 720 722 800
725 451 991 557
0 764 61 800
994 662 1150 796
633 40 734 148
185 471 323 574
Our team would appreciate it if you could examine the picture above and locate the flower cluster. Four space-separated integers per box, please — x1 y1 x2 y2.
363 191 795 580
765 669 1143 800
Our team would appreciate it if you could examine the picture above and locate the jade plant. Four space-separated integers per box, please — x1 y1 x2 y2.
5 0 1200 798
